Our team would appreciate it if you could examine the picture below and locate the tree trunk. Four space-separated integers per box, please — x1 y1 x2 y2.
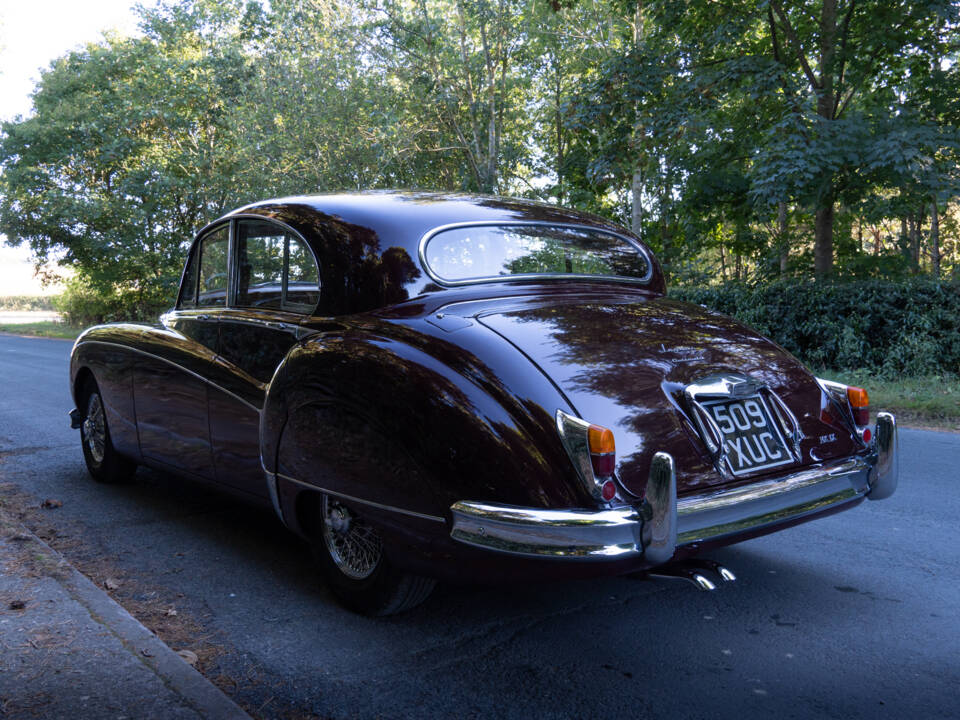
631 169 643 236
930 198 941 278
908 214 920 271
630 2 646 238
813 1 837 278
814 199 834 278
778 201 789 273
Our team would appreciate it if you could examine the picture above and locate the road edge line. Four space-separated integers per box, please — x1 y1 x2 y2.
18 522 252 720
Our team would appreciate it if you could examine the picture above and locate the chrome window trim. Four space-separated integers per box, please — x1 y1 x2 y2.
231 215 321 316
178 220 230 310
276 472 446 523
78 339 261 414
417 220 655 288
195 223 231 309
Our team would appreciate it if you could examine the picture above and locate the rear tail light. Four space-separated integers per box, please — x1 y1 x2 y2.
817 378 872 444
588 424 616 477
846 386 870 426
556 410 621 503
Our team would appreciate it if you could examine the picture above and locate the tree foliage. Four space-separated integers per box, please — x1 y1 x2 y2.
1 0 959 316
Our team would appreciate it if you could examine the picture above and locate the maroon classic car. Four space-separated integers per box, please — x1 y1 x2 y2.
69 193 898 615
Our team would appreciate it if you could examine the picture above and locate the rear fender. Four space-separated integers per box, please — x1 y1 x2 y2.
262 327 586 531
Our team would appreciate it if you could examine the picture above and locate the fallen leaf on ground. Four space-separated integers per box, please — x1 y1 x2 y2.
165 608 178 617
40 499 62 509
8 600 26 610
177 649 198 666
103 578 120 590
141 648 153 657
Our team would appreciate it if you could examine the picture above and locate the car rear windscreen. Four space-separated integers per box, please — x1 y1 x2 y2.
423 224 650 283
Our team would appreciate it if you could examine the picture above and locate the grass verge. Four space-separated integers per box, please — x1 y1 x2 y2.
0 322 82 339
819 369 960 431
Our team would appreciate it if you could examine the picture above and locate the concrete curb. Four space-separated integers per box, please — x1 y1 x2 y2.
19 523 252 720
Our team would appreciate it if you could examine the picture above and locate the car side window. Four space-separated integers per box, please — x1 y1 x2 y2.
178 244 200 309
198 225 229 307
286 236 320 310
236 219 319 313
236 220 285 310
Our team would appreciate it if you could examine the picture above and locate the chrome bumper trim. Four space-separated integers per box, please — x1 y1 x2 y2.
449 502 643 558
676 456 870 545
868 412 898 500
450 415 896 561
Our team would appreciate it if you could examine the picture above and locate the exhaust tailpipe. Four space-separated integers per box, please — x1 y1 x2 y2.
647 559 736 591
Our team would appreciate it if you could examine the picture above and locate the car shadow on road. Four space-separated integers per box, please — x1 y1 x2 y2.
11 458 922 718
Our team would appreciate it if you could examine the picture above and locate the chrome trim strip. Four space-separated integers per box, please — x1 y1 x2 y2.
450 501 643 558
276 472 446 523
868 412 898 500
555 409 603 501
417 220 655 288
676 457 871 544
78 340 261 414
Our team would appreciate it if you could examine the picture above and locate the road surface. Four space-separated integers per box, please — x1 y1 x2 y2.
0 333 957 719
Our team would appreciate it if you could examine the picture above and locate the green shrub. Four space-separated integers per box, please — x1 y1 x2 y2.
54 276 174 327
670 279 960 378
0 295 58 312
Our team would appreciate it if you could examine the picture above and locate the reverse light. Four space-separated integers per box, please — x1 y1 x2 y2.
556 410 620 503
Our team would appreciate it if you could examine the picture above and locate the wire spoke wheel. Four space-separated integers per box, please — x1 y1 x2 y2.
321 497 383 580
83 392 107 465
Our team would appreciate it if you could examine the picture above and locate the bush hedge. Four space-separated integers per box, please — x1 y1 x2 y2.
54 276 174 327
670 279 960 378
0 295 58 312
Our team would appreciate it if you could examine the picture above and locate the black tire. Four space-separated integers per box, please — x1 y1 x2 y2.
79 377 137 484
310 495 435 616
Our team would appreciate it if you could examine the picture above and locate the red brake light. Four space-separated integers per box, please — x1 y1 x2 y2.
600 479 618 502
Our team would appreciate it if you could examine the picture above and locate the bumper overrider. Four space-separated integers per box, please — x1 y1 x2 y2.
450 412 898 562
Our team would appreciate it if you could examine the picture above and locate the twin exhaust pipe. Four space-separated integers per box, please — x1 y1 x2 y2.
648 558 737 591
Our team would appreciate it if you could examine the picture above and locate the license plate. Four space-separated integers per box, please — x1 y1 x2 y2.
699 395 793 475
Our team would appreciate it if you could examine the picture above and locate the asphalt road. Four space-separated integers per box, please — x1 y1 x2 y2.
1 332 957 719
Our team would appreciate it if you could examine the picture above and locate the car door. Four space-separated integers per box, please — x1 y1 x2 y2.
134 224 227 478
207 217 321 497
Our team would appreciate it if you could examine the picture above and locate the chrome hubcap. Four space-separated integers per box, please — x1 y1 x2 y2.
321 497 382 580
83 393 106 464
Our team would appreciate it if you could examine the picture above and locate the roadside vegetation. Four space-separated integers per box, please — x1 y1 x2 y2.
0 295 58 312
0 322 81 339
819 371 960 429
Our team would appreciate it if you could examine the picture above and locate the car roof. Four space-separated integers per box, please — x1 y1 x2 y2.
208 191 664 310
226 191 628 249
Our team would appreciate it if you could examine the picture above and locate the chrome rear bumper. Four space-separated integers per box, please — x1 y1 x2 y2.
450 413 898 562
